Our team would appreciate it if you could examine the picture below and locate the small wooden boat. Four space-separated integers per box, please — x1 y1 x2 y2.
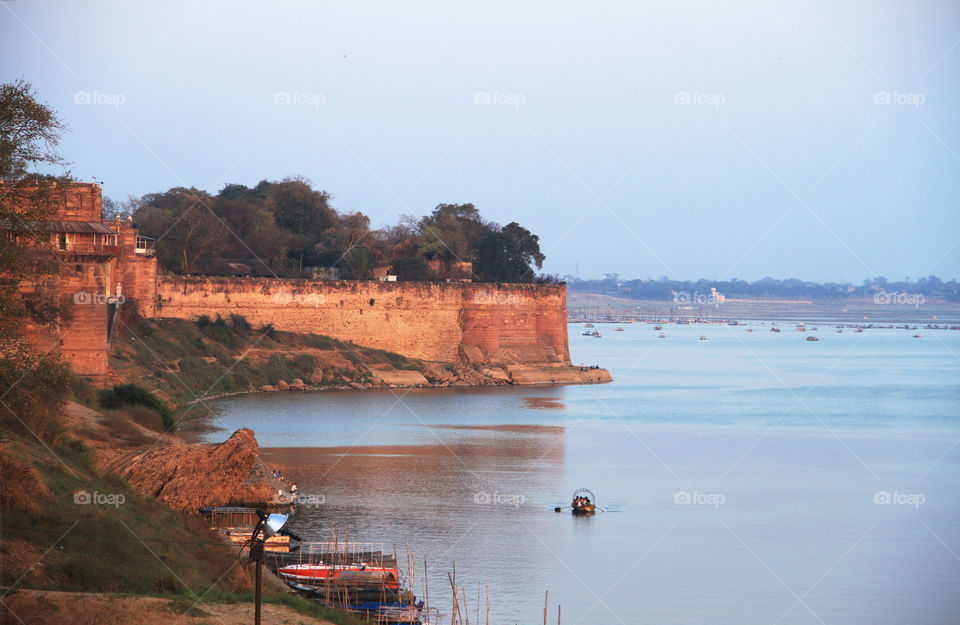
571 488 597 515
771 327 781 333
806 336 819 341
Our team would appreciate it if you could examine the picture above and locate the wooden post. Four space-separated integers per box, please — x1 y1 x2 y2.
485 582 489 625
424 556 430 615
462 587 470 625
558 604 561 625
448 572 460 625
544 590 548 625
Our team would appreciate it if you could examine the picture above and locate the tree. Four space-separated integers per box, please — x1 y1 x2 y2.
473 222 545 283
0 80 70 340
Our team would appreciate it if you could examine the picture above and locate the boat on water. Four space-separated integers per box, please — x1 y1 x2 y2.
658 333 666 339
278 562 400 589
582 330 601 337
584 323 594 328
806 336 819 341
654 325 663 330
571 488 597 515
771 327 781 333
615 327 624 331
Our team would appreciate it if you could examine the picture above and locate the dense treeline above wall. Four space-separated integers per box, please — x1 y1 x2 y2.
124 178 552 284
571 275 960 302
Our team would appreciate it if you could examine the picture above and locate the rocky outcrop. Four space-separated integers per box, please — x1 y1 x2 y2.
114 428 271 512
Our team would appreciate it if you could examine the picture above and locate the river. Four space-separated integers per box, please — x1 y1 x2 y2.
204 322 960 624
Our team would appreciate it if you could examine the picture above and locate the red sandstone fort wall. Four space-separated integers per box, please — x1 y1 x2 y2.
156 277 570 365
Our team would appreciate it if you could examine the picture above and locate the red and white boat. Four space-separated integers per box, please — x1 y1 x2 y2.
278 563 400 589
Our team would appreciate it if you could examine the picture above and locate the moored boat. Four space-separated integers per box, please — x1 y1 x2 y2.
278 562 400 589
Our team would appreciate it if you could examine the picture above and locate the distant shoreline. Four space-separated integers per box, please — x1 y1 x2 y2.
568 293 960 324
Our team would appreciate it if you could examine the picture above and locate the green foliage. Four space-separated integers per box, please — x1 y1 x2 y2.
473 222 545 283
391 256 433 281
97 383 175 432
130 177 548 283
0 342 69 442
229 313 251 333
0 80 70 340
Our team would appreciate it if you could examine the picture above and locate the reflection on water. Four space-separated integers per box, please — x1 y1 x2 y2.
522 397 566 410
207 324 960 625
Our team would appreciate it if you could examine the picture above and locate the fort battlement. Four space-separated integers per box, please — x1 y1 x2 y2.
17 183 584 379
157 277 571 365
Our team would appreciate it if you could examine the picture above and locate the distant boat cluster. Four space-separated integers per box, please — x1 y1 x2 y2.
572 319 959 342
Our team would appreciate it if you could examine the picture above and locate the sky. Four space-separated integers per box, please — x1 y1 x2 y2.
2 0 959 283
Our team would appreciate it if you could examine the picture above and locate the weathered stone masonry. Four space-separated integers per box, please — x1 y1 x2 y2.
157 277 571 365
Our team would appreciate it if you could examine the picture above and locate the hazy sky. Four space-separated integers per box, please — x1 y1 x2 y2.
3 0 958 283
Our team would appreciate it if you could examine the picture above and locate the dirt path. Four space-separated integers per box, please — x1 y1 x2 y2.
1 590 333 625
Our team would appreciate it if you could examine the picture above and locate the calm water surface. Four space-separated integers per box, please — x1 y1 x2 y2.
205 323 960 624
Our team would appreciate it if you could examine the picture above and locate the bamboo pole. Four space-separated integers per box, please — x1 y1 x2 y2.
544 590 548 625
461 587 470 625
448 572 460 625
485 582 489 625
424 556 430 615
558 604 561 625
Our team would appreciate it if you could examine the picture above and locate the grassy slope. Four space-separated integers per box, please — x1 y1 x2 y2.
0 420 363 624
1 315 453 621
109 315 434 424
